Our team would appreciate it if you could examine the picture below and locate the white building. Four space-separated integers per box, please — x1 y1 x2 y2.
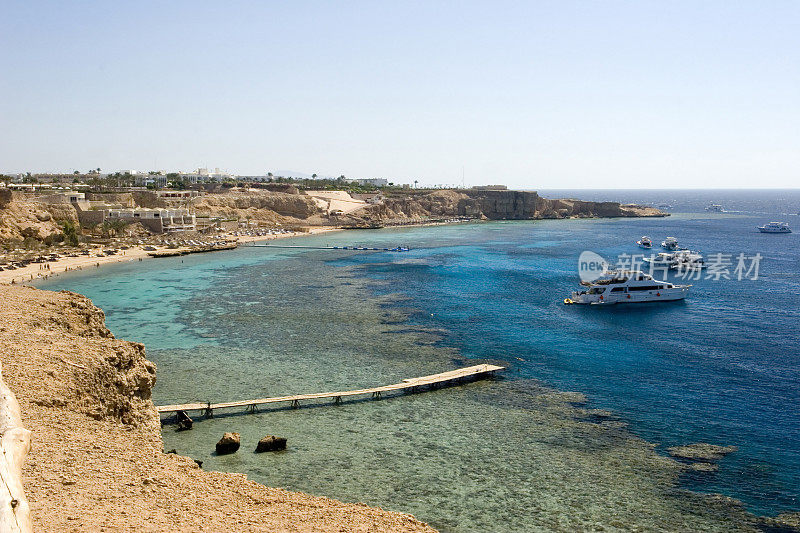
106 208 196 233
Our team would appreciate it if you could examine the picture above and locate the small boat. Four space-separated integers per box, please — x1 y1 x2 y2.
564 270 691 305
637 236 653 249
758 222 791 234
705 204 724 212
661 237 680 251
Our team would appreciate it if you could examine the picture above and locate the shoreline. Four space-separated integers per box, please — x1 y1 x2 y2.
0 225 340 285
4 218 800 531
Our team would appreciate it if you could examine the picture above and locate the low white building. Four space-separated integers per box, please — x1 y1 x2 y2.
106 208 196 233
37 191 86 205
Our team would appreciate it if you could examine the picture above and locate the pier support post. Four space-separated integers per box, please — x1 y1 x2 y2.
291 400 299 409
334 396 341 405
204 402 213 419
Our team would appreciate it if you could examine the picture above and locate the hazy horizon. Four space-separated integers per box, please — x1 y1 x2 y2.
2 1 798 188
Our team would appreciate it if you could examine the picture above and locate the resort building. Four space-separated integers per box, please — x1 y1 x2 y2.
105 208 196 233
37 191 88 207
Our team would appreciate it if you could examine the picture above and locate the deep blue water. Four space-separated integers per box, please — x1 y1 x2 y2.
333 191 800 515
36 189 800 525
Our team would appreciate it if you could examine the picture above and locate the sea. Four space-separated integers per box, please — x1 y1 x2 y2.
38 189 800 532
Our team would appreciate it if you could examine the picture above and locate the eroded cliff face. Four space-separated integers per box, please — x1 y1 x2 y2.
193 190 322 223
0 194 80 244
3 287 158 428
352 189 664 223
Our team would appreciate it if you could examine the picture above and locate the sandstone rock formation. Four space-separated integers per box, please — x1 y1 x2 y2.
351 189 664 225
0 195 80 245
255 435 287 453
216 432 241 455
194 190 320 223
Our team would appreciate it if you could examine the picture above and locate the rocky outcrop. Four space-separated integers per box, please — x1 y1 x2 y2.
255 435 287 453
354 189 665 224
216 432 241 455
0 198 80 245
6 287 156 427
0 188 12 209
194 191 321 222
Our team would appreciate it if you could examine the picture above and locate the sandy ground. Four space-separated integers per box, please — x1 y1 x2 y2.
305 191 368 215
0 226 339 285
0 284 435 532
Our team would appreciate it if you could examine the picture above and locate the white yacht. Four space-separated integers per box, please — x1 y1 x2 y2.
671 250 706 271
758 222 791 234
705 204 724 212
637 236 653 249
565 270 691 305
661 237 680 250
643 252 679 270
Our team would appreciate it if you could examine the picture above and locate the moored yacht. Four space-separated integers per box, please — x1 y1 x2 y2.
661 237 680 250
672 250 706 270
758 222 791 234
565 270 691 305
637 236 653 249
643 252 679 270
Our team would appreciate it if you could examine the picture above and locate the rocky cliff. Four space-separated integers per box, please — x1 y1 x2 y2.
351 189 664 224
0 284 435 532
0 193 80 245
193 190 321 223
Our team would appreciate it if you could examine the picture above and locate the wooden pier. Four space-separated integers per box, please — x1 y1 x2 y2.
246 244 410 252
157 364 504 420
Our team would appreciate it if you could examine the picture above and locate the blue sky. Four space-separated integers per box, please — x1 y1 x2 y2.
1 1 798 188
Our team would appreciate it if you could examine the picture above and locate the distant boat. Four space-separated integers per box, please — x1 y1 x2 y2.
565 270 690 305
643 252 680 270
661 237 680 251
657 204 673 210
637 236 652 249
705 204 724 212
758 222 791 234
671 250 706 270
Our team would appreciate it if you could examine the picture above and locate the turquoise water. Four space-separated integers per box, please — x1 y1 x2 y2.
37 191 800 531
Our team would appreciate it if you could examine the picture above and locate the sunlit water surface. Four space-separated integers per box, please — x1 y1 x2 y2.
38 190 800 531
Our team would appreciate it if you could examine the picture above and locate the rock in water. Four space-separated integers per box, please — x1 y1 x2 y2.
255 435 287 453
216 432 241 455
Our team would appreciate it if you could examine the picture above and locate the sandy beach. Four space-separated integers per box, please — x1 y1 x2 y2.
0 226 339 285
